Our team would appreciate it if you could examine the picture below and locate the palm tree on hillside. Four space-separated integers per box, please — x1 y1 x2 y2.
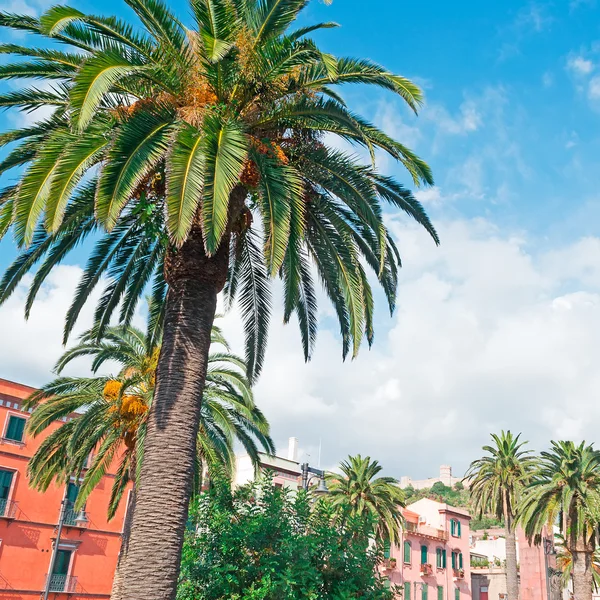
326 454 405 544
0 0 437 594
519 441 600 600
466 431 536 600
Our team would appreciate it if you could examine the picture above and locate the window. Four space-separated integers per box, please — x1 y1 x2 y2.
455 588 460 600
458 552 463 569
64 482 81 525
420 545 428 565
436 548 446 569
450 518 461 537
4 415 25 442
404 582 411 600
0 469 14 516
451 551 457 570
421 583 428 600
404 541 412 564
49 549 73 591
437 586 444 600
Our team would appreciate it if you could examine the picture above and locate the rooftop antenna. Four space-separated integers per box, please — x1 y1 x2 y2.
318 438 322 468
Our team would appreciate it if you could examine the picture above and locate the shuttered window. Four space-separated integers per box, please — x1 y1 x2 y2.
404 582 411 600
437 586 443 600
5 416 25 442
421 545 428 564
455 588 460 600
404 541 411 564
383 541 391 559
422 584 428 600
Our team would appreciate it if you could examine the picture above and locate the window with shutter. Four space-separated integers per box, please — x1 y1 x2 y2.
451 551 456 570
437 586 443 600
404 582 411 600
383 541 391 559
421 545 428 564
422 583 428 600
455 588 460 600
5 415 25 442
459 552 463 569
404 541 412 564
457 520 461 537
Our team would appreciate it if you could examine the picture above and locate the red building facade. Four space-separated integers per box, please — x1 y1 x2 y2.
0 378 127 599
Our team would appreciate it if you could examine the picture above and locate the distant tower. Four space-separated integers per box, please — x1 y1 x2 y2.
440 465 452 486
287 437 299 462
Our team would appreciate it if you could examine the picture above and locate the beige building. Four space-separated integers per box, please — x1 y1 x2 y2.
399 465 464 490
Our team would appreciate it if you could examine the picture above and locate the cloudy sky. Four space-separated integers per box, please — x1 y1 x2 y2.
1 0 600 481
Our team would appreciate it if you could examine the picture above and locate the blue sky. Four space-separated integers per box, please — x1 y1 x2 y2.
1 0 600 478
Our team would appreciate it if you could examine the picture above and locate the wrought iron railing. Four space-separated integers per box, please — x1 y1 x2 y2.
63 508 89 527
45 574 78 593
0 498 17 518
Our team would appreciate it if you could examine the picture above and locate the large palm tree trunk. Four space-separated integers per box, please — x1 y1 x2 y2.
114 216 231 599
505 525 519 599
572 550 593 600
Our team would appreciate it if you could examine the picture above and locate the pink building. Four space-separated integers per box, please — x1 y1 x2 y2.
385 498 472 599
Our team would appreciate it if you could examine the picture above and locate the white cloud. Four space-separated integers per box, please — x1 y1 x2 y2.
588 75 600 100
567 56 595 76
5 219 600 481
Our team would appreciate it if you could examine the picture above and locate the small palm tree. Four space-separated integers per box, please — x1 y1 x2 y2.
25 323 273 510
519 441 600 600
25 323 273 597
326 454 405 544
0 0 437 593
466 431 536 600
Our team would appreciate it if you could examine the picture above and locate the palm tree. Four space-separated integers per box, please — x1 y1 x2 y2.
25 323 272 510
519 441 600 600
326 454 405 544
555 534 600 592
0 0 437 594
466 431 536 600
25 322 273 597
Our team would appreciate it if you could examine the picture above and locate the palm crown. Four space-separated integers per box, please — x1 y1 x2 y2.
326 454 405 544
0 0 437 379
24 323 274 518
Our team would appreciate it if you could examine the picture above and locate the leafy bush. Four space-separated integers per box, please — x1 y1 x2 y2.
178 476 397 600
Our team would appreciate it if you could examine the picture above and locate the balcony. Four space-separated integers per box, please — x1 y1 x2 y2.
383 558 397 570
420 563 433 576
63 508 89 528
405 522 449 541
0 498 17 519
453 568 465 580
45 574 78 593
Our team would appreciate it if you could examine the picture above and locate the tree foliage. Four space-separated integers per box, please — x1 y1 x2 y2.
178 476 397 600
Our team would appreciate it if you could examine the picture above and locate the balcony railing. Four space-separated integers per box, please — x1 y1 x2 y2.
0 498 17 519
63 508 89 527
45 574 78 593
453 568 465 580
405 522 449 541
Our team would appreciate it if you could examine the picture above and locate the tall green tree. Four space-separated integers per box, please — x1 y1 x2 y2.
326 454 405 544
519 441 600 600
24 323 273 597
0 0 437 594
555 534 600 592
466 431 535 600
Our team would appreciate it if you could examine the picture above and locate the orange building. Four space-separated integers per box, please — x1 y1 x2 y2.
0 378 127 599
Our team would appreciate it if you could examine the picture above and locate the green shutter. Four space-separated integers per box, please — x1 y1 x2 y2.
442 549 447 568
436 548 441 568
437 586 443 600
404 582 411 600
0 470 13 500
451 552 456 569
422 583 428 600
5 416 25 442
421 545 428 564
455 588 460 600
457 520 461 537
66 482 79 507
53 549 72 576
404 541 411 563
459 552 463 569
